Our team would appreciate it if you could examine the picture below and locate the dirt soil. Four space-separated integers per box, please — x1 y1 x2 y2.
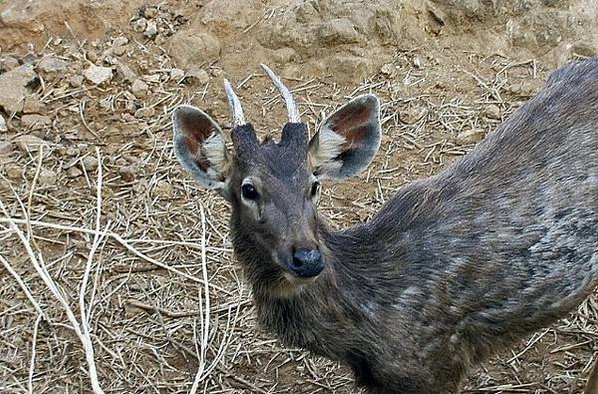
0 0 596 393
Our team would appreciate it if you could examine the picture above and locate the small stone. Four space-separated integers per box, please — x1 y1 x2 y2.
152 180 173 199
134 107 155 119
0 115 7 132
23 97 45 114
185 67 210 85
132 18 148 33
119 165 137 181
0 64 38 114
14 135 49 152
69 75 84 88
412 56 424 68
169 68 185 81
400 106 428 124
380 63 394 75
6 164 22 180
455 129 486 145
38 168 57 186
84 64 114 85
483 104 501 120
38 56 68 73
113 45 127 56
144 7 159 19
131 79 149 98
86 51 99 64
66 166 83 178
2 56 20 71
81 156 99 171
113 37 129 47
21 114 52 128
144 21 158 38
116 62 137 82
0 141 13 154
168 30 221 67
209 68 222 77
271 47 296 64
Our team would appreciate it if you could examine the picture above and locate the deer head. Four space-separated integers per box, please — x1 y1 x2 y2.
172 65 381 290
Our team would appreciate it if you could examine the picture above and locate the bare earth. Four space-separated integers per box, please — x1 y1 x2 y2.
0 0 596 393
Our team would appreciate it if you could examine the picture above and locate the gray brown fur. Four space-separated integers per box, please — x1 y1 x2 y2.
173 60 598 393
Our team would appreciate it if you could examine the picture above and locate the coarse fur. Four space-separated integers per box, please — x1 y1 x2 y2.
173 60 598 393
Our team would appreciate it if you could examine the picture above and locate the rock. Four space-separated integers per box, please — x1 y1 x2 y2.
116 62 137 82
401 106 428 124
0 141 13 154
185 67 210 85
38 56 68 73
132 17 148 33
23 97 45 114
170 68 185 81
455 128 486 145
168 30 221 67
119 165 138 181
1 56 20 71
134 107 155 119
66 166 83 178
0 114 7 132
21 114 52 128
144 20 158 38
69 75 84 88
113 36 129 47
84 64 114 85
6 164 22 180
380 63 395 75
14 135 49 152
81 156 99 171
483 104 501 120
131 79 149 98
113 45 127 57
38 168 57 186
271 47 296 64
0 64 38 113
152 180 174 199
144 7 159 19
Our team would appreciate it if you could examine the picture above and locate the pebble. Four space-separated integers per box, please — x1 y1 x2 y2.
38 56 68 73
69 75 84 88
170 68 185 81
134 107 155 119
119 165 138 181
144 21 158 38
116 62 137 82
2 56 20 71
6 164 22 180
455 129 486 145
132 18 147 33
113 36 129 47
23 97 45 114
66 166 83 178
81 156 99 171
0 114 7 132
38 168 57 186
84 64 114 85
14 135 49 152
21 114 52 128
0 64 38 114
131 79 149 98
380 63 394 76
483 104 501 120
0 141 13 154
186 67 210 85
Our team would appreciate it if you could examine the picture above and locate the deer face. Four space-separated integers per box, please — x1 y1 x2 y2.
172 65 381 288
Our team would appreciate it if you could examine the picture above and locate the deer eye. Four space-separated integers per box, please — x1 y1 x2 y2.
310 180 321 198
241 183 259 200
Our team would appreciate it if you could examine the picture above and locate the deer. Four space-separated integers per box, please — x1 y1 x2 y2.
172 60 598 393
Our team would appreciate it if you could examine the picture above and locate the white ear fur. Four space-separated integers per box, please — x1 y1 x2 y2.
172 105 230 192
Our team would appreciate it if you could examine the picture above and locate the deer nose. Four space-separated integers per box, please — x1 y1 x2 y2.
290 249 324 278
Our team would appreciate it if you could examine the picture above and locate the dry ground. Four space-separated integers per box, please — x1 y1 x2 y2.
0 1 596 393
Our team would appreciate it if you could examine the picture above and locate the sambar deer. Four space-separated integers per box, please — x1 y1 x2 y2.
172 61 598 393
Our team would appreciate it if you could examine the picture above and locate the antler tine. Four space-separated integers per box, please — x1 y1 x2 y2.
224 79 246 127
260 64 301 123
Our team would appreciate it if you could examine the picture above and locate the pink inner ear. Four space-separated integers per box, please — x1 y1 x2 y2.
331 105 371 146
181 113 218 145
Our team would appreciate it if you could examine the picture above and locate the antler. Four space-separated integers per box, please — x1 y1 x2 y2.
224 79 246 127
260 64 300 123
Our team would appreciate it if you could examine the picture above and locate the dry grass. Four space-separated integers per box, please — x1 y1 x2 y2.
0 40 596 394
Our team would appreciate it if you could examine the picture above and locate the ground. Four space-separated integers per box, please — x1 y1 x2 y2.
0 0 596 393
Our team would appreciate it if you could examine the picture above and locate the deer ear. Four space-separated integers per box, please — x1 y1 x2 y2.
308 94 381 181
172 105 231 195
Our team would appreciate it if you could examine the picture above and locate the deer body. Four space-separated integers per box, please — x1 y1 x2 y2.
173 60 598 393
